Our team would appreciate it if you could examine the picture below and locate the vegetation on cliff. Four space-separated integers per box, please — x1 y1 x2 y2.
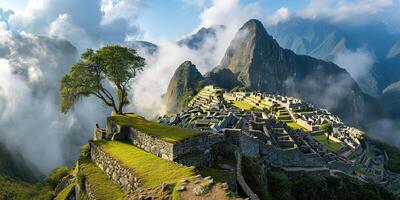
0 142 54 200
54 183 76 200
45 167 70 188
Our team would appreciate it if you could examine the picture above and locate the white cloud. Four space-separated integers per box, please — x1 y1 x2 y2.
7 0 144 50
199 0 260 28
333 47 375 80
100 0 143 25
333 47 378 96
299 0 394 23
47 13 94 50
265 7 289 26
0 29 108 174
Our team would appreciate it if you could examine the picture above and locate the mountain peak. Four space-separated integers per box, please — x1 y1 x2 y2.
220 18 281 83
242 19 264 29
179 60 194 68
164 61 205 114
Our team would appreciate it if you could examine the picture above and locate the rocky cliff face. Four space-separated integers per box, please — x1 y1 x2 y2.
208 19 382 126
164 61 205 114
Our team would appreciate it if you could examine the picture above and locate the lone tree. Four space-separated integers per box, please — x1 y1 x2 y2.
60 45 145 114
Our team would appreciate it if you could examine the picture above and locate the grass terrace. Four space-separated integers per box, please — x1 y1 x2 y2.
94 140 196 189
313 134 343 152
231 101 254 110
54 183 76 200
286 122 305 131
111 113 201 143
196 167 230 183
79 157 125 200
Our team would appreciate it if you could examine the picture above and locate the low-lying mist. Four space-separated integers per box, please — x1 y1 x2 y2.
0 30 109 176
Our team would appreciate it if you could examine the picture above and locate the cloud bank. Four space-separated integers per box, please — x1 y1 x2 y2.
5 0 144 50
0 27 110 174
298 0 394 23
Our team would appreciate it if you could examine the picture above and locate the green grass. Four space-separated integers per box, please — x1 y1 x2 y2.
45 167 70 188
196 167 230 183
111 114 201 143
80 157 125 200
172 183 181 200
55 182 76 200
313 134 343 152
95 140 196 189
286 122 305 130
231 101 254 110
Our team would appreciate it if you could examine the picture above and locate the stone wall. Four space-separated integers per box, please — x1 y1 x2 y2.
89 142 141 191
127 127 225 166
225 129 260 158
172 132 225 159
235 150 260 200
260 144 325 167
127 128 175 160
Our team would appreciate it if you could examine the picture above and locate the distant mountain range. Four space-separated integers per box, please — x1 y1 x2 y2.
164 19 384 128
269 18 400 97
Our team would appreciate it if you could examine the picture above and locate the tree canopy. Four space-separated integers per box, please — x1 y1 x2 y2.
60 45 145 114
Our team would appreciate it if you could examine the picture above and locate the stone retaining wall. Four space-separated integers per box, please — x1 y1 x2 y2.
172 132 225 159
260 144 325 167
127 127 225 165
235 150 260 200
89 142 141 191
127 128 175 160
225 129 260 158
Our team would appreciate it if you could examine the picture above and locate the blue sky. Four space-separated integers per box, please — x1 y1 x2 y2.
136 0 309 41
0 0 310 42
1 0 398 44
